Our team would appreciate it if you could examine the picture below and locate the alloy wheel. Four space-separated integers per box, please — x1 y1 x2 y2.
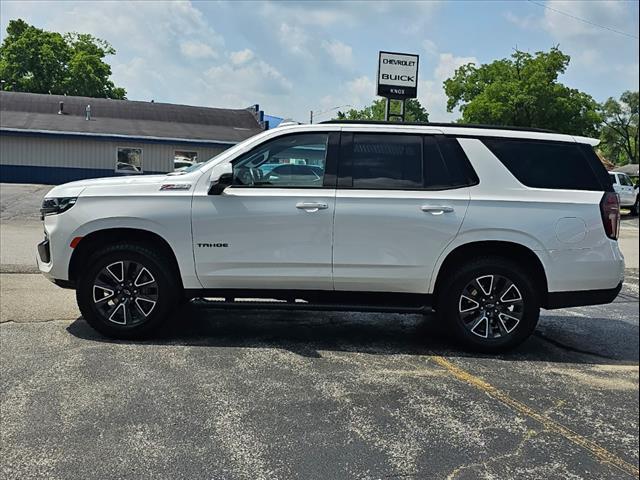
458 274 524 339
92 260 159 326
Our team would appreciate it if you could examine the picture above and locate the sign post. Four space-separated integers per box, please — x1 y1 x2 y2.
377 51 419 122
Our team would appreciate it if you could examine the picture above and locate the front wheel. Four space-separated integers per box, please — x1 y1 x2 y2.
76 243 180 339
436 257 540 352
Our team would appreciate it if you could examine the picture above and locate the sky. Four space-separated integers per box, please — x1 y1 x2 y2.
1 0 638 123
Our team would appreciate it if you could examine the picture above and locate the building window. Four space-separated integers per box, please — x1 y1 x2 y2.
174 150 198 170
116 147 143 173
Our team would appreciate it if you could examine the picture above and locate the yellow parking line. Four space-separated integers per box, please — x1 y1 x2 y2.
431 355 639 478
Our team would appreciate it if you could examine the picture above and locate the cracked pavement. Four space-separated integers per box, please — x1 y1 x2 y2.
1 184 639 479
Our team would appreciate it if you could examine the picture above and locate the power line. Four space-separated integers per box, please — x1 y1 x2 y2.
527 0 639 40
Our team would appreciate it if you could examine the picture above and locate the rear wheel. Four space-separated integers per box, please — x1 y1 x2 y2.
76 242 180 339
436 257 540 352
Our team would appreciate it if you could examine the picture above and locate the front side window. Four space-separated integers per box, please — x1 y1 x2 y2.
116 147 142 173
619 174 633 186
232 133 328 188
349 134 422 189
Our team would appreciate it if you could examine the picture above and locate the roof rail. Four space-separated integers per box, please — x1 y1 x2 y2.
318 120 557 134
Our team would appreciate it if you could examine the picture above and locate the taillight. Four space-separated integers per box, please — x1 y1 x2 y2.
600 192 620 240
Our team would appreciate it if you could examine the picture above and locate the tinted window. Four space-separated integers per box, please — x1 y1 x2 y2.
435 137 479 187
620 174 633 186
423 136 451 189
349 134 422 189
609 172 618 185
232 133 327 188
482 138 604 191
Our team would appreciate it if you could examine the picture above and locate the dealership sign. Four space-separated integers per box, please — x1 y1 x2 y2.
377 51 419 99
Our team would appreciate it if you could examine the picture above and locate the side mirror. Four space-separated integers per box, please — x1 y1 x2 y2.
209 172 233 195
209 162 232 184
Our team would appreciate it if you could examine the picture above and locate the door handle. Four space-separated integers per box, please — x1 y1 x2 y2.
296 202 328 212
421 205 454 215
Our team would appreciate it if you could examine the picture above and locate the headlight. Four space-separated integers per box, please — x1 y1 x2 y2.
40 197 77 219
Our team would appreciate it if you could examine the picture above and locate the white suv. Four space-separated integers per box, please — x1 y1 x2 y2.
37 122 625 351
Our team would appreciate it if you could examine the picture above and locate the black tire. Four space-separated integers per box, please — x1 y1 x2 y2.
436 257 540 353
76 242 180 339
630 196 639 216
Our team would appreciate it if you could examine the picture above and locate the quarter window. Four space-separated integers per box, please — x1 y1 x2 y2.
482 138 604 191
232 133 328 188
116 147 142 173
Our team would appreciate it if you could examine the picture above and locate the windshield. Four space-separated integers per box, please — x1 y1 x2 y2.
181 161 205 173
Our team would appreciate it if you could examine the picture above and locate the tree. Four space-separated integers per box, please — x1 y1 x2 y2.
335 98 429 123
598 91 638 165
0 19 126 99
443 47 601 137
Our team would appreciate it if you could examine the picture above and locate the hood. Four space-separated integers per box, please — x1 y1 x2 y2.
45 174 172 198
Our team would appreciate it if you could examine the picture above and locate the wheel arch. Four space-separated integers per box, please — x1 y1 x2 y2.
68 227 183 289
432 240 550 308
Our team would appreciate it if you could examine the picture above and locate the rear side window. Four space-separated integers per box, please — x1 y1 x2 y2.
350 134 422 189
338 133 478 190
482 138 608 191
435 137 479 188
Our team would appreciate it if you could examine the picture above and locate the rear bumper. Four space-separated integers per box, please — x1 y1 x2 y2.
545 282 623 309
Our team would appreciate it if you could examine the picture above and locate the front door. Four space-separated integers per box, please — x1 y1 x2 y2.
192 132 337 290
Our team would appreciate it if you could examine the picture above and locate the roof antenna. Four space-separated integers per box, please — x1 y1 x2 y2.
85 104 91 121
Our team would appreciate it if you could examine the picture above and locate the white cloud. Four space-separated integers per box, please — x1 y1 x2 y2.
504 11 539 30
180 40 217 59
434 53 477 82
229 48 255 66
422 39 438 56
260 2 354 28
204 60 292 98
415 53 478 122
542 0 631 39
321 40 353 68
278 22 309 56
346 75 376 103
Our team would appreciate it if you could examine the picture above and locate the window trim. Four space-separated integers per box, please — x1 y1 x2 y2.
228 131 338 190
115 146 143 174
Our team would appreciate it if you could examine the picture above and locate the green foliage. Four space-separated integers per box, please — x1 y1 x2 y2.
598 91 638 165
335 98 429 123
0 19 126 99
443 47 601 137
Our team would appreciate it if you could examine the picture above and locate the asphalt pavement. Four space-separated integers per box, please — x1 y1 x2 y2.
1 183 639 480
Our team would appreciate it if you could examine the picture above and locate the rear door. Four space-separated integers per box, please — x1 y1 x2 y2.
332 131 475 293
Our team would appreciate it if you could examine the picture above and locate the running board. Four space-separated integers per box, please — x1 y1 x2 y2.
192 298 431 314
